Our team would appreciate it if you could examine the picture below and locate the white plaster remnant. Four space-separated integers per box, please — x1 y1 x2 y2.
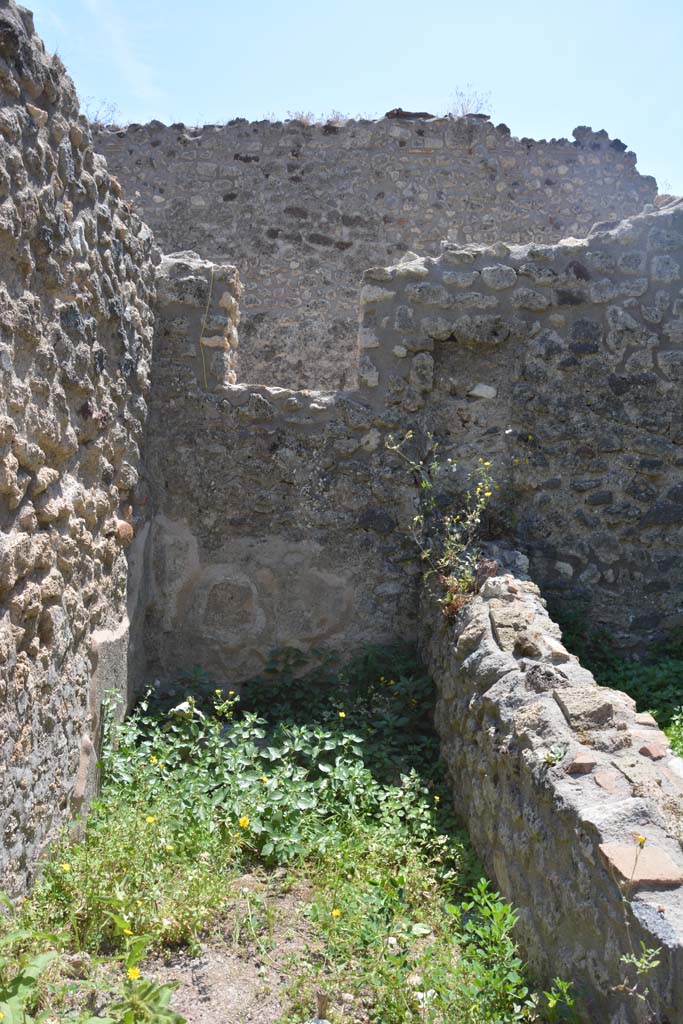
467 383 497 399
360 285 396 304
26 102 47 127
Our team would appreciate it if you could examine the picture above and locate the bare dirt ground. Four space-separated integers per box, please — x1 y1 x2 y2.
149 873 321 1024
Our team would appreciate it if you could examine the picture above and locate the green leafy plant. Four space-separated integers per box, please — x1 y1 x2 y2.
0 892 64 1024
544 744 568 767
620 941 661 976
0 948 58 1024
98 974 184 1024
542 977 577 1023
605 836 664 1019
3 647 569 1023
386 431 496 614
666 707 683 756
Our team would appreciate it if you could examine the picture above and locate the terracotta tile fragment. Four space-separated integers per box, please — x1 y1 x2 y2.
116 519 134 545
639 740 668 761
594 768 625 794
599 843 683 889
567 751 597 775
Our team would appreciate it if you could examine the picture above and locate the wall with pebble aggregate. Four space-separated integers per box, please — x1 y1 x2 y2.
0 2 157 894
143 198 683 681
94 117 656 391
421 558 683 1023
356 198 683 647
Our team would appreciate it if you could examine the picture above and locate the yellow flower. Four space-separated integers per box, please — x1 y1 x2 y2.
229 690 235 696
123 928 133 936
214 688 223 695
260 775 269 783
636 835 647 848
238 815 250 829
484 491 492 498
60 863 71 872
165 844 174 852
433 795 440 803
338 711 346 719
146 815 157 824
127 966 141 981
150 756 158 764
331 908 341 918
0 1012 5 1021
483 460 492 467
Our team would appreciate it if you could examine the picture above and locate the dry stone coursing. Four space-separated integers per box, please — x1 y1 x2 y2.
95 118 656 391
355 198 683 647
420 562 683 1023
0 0 157 894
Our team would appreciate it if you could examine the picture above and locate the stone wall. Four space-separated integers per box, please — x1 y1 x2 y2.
0 1 157 894
140 197 683 682
420 563 683 1023
95 117 656 391
142 254 418 683
355 198 683 647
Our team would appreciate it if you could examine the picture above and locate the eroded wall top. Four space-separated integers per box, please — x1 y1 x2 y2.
422 567 683 1022
0 0 157 893
96 117 657 390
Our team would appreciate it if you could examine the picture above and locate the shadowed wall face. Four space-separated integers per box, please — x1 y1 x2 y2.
96 118 657 391
0 1 157 894
144 254 419 683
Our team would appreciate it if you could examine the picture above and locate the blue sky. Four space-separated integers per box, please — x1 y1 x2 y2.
32 0 682 194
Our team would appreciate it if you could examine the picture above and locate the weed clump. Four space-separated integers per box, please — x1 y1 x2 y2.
0 648 572 1023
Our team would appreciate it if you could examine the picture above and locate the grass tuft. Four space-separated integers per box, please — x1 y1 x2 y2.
0 647 574 1022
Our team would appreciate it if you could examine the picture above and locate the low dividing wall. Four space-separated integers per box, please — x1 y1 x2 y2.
95 117 656 391
421 564 683 1022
